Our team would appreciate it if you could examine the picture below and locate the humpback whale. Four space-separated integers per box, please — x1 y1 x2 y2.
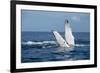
53 20 75 48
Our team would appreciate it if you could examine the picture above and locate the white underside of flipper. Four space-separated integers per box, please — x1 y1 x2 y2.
53 31 70 48
65 22 75 46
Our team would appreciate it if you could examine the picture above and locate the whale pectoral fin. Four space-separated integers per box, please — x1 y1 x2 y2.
52 31 69 48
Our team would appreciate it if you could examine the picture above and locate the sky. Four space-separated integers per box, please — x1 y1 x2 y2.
21 10 90 32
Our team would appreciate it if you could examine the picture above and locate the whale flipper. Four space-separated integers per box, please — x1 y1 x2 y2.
52 31 69 48
65 20 75 47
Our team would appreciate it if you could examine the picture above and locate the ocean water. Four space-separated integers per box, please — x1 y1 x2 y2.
21 32 90 63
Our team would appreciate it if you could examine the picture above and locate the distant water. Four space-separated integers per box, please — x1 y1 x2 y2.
21 32 90 63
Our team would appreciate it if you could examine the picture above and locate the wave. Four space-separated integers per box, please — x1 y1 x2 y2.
75 44 89 47
21 40 89 48
22 41 57 45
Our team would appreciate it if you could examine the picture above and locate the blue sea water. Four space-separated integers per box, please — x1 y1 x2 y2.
21 32 90 63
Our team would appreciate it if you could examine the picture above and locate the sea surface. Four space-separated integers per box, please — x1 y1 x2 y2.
21 32 90 63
